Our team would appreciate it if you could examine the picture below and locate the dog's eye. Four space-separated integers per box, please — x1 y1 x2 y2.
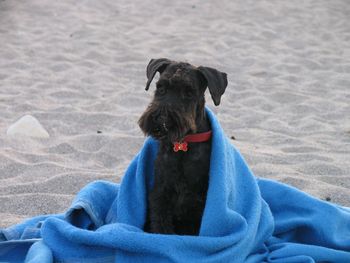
185 89 194 98
156 85 166 96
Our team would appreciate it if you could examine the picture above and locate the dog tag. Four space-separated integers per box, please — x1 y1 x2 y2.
173 142 188 152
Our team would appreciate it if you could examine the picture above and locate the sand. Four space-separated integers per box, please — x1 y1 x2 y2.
0 0 349 228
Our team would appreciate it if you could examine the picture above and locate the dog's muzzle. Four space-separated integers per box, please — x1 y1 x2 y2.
139 103 196 142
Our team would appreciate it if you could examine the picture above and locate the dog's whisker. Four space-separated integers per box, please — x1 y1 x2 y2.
162 122 168 132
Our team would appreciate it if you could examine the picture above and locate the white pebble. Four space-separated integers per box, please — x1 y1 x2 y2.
7 115 50 138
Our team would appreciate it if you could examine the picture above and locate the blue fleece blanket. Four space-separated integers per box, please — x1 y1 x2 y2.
1 108 350 263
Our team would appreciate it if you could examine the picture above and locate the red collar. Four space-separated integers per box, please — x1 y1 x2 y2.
173 131 212 152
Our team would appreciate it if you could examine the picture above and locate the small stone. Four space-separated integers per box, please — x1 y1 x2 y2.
97 130 102 134
7 115 50 138
325 196 331 201
230 135 236 140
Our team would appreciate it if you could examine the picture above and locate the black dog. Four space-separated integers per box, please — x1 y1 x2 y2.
139 58 228 235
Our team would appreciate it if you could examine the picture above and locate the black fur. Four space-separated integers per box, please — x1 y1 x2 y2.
139 58 228 235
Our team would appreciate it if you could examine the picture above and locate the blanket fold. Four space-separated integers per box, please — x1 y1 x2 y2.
1 107 350 263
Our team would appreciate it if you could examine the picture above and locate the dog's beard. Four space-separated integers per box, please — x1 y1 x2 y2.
138 103 197 142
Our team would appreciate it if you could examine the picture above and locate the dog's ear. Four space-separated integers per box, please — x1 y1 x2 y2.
197 66 228 106
145 58 172 90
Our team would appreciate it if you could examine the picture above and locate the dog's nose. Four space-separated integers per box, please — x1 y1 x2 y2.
152 112 160 122
152 108 168 123
151 113 157 122
152 112 165 124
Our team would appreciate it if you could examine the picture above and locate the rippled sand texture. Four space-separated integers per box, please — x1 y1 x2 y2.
0 0 349 227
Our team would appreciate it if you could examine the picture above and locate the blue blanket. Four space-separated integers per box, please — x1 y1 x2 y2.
1 108 350 263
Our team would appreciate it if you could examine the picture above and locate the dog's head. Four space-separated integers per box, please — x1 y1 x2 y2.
138 58 228 142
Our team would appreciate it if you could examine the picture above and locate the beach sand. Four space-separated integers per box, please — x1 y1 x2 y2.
0 0 349 227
